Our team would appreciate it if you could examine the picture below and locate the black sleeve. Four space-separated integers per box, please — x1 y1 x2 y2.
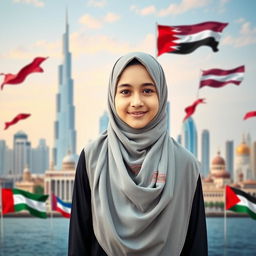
180 177 208 256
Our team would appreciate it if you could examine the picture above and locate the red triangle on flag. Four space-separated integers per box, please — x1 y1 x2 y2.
225 185 240 210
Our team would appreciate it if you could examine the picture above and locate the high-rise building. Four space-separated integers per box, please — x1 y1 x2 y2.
182 117 198 158
13 131 31 181
99 111 109 134
225 140 234 177
31 139 49 174
0 140 6 176
201 130 210 177
53 13 77 170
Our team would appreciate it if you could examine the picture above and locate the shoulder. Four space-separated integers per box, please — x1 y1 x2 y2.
83 131 108 159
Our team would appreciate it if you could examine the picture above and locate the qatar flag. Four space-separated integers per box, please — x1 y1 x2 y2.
200 65 245 89
157 21 228 56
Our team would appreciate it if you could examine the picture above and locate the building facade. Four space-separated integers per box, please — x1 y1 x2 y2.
225 140 234 177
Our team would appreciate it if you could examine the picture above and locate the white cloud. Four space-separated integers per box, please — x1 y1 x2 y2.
79 14 102 29
79 12 120 29
131 0 209 17
158 0 210 16
87 0 106 8
104 13 120 23
130 5 156 16
222 20 256 47
13 0 44 7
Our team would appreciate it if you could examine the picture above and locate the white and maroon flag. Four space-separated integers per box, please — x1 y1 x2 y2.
157 21 228 56
199 65 245 89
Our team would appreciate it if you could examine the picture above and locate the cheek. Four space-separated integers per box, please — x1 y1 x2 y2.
114 96 126 116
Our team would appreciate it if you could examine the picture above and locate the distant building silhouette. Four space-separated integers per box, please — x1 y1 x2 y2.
53 13 77 169
182 117 198 158
31 139 49 174
225 140 234 177
201 130 210 177
13 131 31 181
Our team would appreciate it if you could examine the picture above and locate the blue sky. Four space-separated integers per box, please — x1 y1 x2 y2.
1 0 256 162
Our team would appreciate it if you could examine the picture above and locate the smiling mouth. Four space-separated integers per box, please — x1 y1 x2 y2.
128 111 147 117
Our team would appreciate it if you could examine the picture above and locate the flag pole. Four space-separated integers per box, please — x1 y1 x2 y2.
0 184 4 249
224 185 227 256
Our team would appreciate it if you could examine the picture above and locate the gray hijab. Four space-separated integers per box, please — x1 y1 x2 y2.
84 52 199 255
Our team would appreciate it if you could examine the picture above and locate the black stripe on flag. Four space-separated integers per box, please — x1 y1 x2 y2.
171 37 219 54
231 186 256 204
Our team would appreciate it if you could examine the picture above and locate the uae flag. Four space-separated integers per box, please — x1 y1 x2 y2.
157 21 228 56
200 65 245 89
2 188 49 218
226 185 256 220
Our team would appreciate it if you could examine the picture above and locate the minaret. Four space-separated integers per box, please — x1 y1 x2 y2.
53 11 77 170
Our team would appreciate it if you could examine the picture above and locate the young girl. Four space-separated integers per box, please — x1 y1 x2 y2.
68 52 208 256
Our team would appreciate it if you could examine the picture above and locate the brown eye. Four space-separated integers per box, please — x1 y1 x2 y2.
120 89 130 95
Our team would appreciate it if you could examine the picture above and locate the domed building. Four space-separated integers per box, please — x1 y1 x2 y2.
15 166 44 193
234 139 253 183
206 151 231 187
44 151 76 208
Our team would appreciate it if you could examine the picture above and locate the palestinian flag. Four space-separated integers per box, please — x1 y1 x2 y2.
157 21 228 56
2 188 49 218
226 185 256 220
199 65 245 89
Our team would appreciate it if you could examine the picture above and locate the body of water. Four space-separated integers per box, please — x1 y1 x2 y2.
0 217 255 255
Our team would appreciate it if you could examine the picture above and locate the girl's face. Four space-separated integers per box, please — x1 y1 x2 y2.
115 64 159 129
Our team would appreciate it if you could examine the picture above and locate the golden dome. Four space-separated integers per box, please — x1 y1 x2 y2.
212 151 225 165
236 142 250 155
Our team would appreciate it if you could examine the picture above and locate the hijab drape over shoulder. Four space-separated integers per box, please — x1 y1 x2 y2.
84 52 200 256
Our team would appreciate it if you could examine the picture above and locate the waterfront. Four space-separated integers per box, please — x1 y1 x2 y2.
0 217 255 255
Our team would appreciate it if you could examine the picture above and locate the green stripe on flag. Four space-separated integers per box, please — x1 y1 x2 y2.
14 204 47 218
230 205 256 220
13 188 48 202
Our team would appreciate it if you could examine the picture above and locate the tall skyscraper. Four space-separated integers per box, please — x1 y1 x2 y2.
225 140 234 177
53 13 77 170
99 111 109 134
201 129 210 177
31 139 49 174
13 131 31 181
0 140 6 176
182 117 198 158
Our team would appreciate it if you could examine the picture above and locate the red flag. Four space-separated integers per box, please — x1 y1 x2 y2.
225 185 240 210
243 111 256 120
199 65 245 89
183 98 206 121
0 57 47 90
4 113 31 130
157 21 228 56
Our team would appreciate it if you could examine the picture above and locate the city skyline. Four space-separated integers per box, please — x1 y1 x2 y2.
0 0 256 161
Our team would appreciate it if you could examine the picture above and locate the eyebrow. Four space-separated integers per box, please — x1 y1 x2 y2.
116 83 156 88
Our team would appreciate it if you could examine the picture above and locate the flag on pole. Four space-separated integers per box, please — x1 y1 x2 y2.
157 21 228 56
2 188 48 218
226 185 256 220
0 57 48 90
4 113 31 130
199 65 245 89
243 111 256 120
183 98 206 121
51 194 71 218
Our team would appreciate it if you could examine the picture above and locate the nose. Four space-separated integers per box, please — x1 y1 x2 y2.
131 93 143 108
